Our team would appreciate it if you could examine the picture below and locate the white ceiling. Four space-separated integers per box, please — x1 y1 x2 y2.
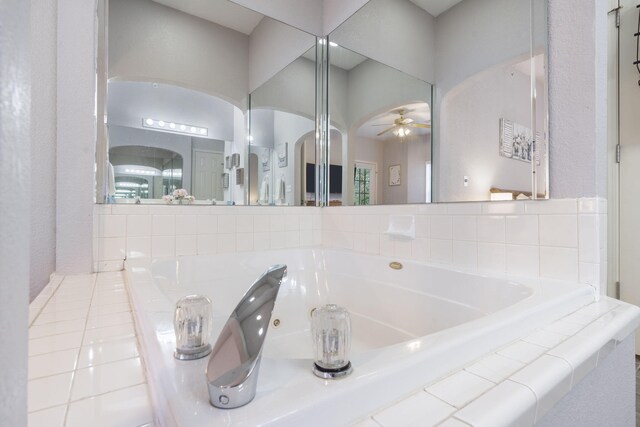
151 0 264 35
357 102 431 140
408 0 463 17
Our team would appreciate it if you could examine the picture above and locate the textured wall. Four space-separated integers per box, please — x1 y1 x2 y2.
56 0 95 274
538 335 635 427
548 0 608 198
29 0 57 300
0 0 30 424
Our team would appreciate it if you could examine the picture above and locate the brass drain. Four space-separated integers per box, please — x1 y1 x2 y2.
389 261 403 270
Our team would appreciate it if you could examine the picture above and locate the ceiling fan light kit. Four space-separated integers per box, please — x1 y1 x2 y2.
393 127 411 137
374 107 431 138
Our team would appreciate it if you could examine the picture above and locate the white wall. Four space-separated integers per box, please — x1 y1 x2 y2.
346 59 432 130
29 0 57 300
434 0 532 97
109 0 249 108
329 0 436 83
249 17 316 92
382 141 409 204
250 109 275 149
407 138 430 203
231 107 247 204
274 111 315 205
432 0 533 202
329 64 349 131
0 0 30 424
56 0 95 275
438 63 546 201
354 137 384 166
250 56 317 121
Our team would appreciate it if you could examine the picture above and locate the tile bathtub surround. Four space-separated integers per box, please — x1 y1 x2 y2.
322 198 607 294
93 205 323 272
27 272 153 427
356 298 640 427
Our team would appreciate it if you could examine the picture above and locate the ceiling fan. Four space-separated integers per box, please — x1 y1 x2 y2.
374 108 431 137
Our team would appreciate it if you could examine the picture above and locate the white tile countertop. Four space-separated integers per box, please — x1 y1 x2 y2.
27 272 153 427
352 298 640 427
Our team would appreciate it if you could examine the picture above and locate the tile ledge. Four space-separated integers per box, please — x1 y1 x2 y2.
361 298 640 427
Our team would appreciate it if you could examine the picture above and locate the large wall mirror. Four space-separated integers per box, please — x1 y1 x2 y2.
98 0 316 205
96 0 548 205
327 0 548 205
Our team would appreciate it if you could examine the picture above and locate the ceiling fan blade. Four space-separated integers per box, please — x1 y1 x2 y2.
377 125 397 136
372 123 395 126
399 118 414 125
408 123 431 129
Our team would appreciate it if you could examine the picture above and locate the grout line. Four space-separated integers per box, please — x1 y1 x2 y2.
29 276 68 327
67 379 147 405
62 273 98 426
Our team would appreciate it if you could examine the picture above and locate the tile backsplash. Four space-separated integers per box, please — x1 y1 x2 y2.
321 198 606 295
93 198 606 294
93 205 322 272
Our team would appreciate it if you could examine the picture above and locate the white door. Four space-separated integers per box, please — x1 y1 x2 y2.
353 161 377 205
193 150 224 201
617 0 640 353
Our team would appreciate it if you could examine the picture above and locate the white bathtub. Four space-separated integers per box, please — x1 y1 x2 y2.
125 249 594 426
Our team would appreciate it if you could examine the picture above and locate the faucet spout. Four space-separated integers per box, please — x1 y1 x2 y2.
206 264 287 409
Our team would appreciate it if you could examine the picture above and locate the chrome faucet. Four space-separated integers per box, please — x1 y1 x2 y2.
206 264 287 409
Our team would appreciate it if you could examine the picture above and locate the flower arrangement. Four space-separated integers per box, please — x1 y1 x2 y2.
163 189 195 204
173 188 189 199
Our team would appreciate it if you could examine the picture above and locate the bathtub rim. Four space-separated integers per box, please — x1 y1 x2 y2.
124 248 595 426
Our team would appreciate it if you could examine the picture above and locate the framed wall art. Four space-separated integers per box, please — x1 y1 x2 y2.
389 164 401 186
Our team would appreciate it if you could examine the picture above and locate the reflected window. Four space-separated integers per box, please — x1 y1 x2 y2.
353 162 376 205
